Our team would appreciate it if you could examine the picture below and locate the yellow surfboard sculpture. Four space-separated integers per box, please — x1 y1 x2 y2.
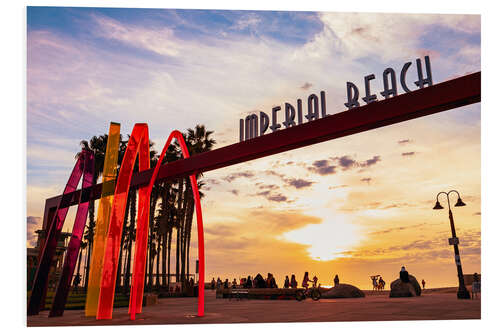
85 122 120 317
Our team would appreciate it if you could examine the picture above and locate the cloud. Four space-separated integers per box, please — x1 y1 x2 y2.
328 185 348 190
223 171 255 182
398 139 412 145
205 223 239 237
300 82 313 90
361 177 372 184
360 156 381 167
27 216 42 247
370 223 427 235
319 12 480 62
268 194 288 202
205 178 221 185
254 190 289 203
230 189 239 196
285 178 315 189
402 152 416 157
258 184 279 190
308 159 337 175
92 14 182 57
338 155 357 170
232 13 262 31
264 170 287 180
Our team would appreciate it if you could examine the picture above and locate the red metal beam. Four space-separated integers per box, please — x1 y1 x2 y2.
43 71 481 213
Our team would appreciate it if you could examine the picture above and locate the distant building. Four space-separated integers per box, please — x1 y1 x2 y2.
27 229 72 291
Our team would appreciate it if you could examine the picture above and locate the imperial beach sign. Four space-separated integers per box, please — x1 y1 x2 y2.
240 56 433 142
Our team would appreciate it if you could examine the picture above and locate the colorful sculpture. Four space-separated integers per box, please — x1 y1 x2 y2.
97 123 150 319
49 151 95 316
85 122 121 317
28 123 206 320
27 149 95 316
128 130 205 320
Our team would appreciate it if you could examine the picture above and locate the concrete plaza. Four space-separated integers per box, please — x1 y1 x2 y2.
27 289 480 326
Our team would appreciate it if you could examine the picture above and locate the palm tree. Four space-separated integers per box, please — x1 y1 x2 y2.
77 133 127 290
154 182 178 289
180 125 215 281
123 189 136 289
183 180 206 279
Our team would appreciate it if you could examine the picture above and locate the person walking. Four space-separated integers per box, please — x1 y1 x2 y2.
378 276 385 290
370 275 378 290
422 279 426 289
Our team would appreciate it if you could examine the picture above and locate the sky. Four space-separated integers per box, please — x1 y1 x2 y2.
26 7 481 289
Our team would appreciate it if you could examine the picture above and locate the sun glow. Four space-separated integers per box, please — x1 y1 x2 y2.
281 212 362 261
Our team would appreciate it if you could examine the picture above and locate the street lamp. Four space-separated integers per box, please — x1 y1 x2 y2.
433 190 470 299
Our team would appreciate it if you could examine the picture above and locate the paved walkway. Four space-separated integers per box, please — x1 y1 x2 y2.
27 290 480 326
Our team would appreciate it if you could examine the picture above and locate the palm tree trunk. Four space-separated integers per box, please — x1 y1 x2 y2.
125 189 136 289
147 191 157 290
161 233 167 287
185 195 195 281
175 178 184 282
116 195 130 291
167 231 171 287
83 172 99 291
156 235 161 287
75 244 83 288
180 190 189 282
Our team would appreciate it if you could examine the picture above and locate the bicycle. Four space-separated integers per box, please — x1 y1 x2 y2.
295 285 321 301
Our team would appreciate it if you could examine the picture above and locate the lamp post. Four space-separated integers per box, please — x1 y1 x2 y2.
433 190 470 299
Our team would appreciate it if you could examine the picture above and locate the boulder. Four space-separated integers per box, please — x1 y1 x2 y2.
322 283 365 299
390 274 422 297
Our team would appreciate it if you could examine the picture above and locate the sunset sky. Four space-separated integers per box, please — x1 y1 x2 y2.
27 7 480 289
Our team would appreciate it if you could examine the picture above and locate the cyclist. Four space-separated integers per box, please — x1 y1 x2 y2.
302 272 313 290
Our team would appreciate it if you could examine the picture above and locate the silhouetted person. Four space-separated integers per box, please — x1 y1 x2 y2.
334 274 339 287
266 273 272 288
312 275 318 288
217 277 222 289
290 274 298 288
422 279 426 289
224 279 229 289
270 274 278 288
255 273 266 288
284 276 290 288
472 273 480 299
232 278 237 288
400 266 410 283
370 275 378 290
211 278 216 290
245 275 253 288
302 272 313 290
378 276 385 290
